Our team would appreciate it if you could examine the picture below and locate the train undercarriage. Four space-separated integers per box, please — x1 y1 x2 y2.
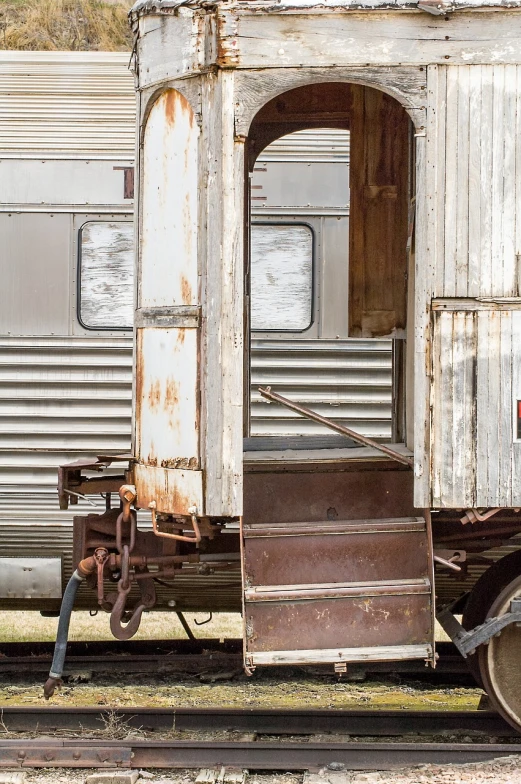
48 446 521 735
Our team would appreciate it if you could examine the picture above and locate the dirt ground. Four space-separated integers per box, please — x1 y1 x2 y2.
0 613 519 782
5 760 521 784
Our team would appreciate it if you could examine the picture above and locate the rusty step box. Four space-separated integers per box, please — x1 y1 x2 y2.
242 517 434 668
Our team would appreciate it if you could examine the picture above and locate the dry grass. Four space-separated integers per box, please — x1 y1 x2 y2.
0 610 242 642
0 0 133 51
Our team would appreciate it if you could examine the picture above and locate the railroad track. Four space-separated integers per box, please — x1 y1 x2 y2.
0 640 471 680
0 708 519 770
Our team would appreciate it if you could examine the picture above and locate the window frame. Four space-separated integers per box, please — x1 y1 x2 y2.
76 218 134 333
249 220 316 335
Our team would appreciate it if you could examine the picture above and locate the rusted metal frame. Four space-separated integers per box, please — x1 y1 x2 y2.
435 523 521 543
257 386 413 467
243 518 426 537
245 578 432 602
58 457 130 510
135 305 201 328
437 604 521 657
149 503 202 543
0 737 518 769
0 706 515 737
424 508 437 667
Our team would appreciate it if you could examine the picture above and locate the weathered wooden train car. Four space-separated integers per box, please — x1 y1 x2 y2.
10 0 521 734
0 52 390 611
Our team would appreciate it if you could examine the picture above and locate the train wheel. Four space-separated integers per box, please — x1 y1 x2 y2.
461 549 521 688
478 573 521 733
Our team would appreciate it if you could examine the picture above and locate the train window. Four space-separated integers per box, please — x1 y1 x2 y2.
79 221 134 329
250 223 313 331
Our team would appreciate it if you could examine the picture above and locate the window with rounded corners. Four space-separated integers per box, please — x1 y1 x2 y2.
78 221 134 330
250 223 314 332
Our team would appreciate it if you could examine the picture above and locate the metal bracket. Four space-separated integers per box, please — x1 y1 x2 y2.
437 602 521 657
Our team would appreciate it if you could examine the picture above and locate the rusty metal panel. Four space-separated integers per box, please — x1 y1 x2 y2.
133 464 203 516
245 589 431 653
243 518 428 587
135 327 199 469
243 515 433 666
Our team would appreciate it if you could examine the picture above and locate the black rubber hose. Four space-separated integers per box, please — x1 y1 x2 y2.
43 569 84 699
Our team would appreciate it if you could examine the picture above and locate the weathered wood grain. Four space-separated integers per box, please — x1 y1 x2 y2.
234 66 427 136
200 71 244 516
221 11 521 69
349 85 410 338
436 65 521 300
431 307 521 507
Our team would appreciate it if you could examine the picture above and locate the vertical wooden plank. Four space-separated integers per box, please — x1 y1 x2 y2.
516 66 521 295
200 70 244 517
479 65 494 296
491 65 505 297
455 66 470 297
140 89 199 309
498 312 513 506
438 312 454 507
502 64 517 297
475 311 490 506
433 66 447 299
512 312 521 506
415 65 441 508
349 85 410 337
443 66 459 298
451 311 476 507
430 313 443 507
480 312 502 507
467 66 482 299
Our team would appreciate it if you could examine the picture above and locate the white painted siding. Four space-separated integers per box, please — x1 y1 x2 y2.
431 306 521 507
434 65 521 299
425 64 521 508
140 89 199 309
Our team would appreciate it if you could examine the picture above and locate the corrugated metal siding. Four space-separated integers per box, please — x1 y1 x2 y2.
250 339 392 438
0 52 135 158
258 129 350 162
0 337 133 493
0 336 393 494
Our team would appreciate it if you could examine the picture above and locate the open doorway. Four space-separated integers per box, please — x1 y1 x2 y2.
244 82 413 453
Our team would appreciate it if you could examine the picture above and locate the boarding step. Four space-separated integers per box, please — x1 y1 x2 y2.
242 517 434 668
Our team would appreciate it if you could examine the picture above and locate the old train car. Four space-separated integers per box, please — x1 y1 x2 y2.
4 0 521 734
0 52 391 612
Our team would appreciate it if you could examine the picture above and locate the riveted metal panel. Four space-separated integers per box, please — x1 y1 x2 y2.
0 558 62 600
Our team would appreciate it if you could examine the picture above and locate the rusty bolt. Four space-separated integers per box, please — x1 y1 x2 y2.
73 752 81 760
44 753 55 761
119 485 136 504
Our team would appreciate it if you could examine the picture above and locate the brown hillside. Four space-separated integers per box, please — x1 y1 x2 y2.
0 0 132 50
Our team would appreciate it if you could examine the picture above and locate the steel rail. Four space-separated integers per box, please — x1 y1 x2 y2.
0 707 516 736
0 737 519 770
0 640 469 678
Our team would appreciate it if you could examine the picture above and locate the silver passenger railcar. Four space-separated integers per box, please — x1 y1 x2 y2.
0 52 391 612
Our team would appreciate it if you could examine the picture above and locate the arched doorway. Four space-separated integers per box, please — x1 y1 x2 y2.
245 82 413 448
241 82 430 670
